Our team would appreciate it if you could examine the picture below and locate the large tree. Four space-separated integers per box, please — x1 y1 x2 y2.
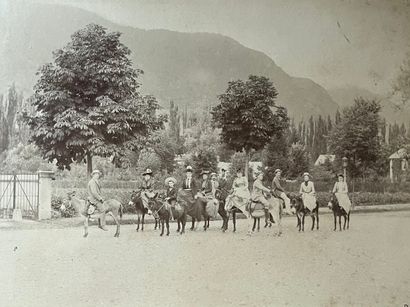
329 98 382 177
212 75 283 175
393 53 410 105
24 24 165 173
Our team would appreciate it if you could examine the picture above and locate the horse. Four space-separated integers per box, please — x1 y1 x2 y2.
61 191 122 238
177 189 203 230
328 194 350 231
147 194 170 236
129 190 161 231
289 194 319 232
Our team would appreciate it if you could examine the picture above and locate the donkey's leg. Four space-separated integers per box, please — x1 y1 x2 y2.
109 211 120 237
252 218 257 232
316 211 319 230
338 215 342 231
83 216 89 238
311 214 315 231
232 211 236 232
136 214 140 231
347 212 350 230
181 214 186 234
333 214 337 231
190 218 195 231
177 219 181 232
343 215 347 230
257 218 260 232
141 213 145 231
166 217 170 236
160 219 165 236
302 213 306 232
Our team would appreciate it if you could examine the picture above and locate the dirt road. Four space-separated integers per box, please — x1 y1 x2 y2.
1 211 409 306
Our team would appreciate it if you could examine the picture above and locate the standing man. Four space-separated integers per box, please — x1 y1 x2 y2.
87 169 107 231
271 169 292 214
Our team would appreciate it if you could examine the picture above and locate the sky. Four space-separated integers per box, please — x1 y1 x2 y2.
8 0 410 94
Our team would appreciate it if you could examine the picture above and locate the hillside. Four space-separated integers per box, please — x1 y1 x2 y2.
0 2 339 118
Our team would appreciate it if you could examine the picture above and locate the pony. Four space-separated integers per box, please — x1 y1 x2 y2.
129 190 161 231
61 191 122 237
147 194 170 236
289 193 319 232
328 194 350 231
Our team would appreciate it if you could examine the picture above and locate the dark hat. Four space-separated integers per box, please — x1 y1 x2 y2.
142 168 153 176
337 173 344 178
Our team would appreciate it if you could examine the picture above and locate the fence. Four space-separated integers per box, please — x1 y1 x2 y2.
0 173 39 219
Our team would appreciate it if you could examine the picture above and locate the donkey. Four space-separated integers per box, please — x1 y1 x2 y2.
62 191 122 238
177 189 203 230
289 194 319 232
129 190 161 231
147 194 170 236
328 195 350 231
172 201 188 235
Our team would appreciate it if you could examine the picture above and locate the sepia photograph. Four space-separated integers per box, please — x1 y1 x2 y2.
1 0 410 306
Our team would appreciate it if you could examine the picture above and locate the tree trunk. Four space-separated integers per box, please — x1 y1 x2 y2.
86 152 93 176
245 149 250 180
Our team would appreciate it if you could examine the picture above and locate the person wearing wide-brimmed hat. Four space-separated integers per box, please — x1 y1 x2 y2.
332 173 352 213
271 169 292 214
225 168 250 212
181 165 197 197
299 172 317 212
251 171 271 210
165 177 178 220
197 170 212 198
210 172 219 198
87 170 108 231
139 168 156 209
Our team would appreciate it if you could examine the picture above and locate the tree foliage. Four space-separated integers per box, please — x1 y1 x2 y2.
329 98 382 177
24 24 165 172
393 53 410 105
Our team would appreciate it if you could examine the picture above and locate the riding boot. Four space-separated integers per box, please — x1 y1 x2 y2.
98 213 108 231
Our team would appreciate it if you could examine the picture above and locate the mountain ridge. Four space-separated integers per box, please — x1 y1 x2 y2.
1 2 339 119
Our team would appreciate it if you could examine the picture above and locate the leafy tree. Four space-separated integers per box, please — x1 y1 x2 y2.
190 147 218 178
329 98 382 177
24 24 165 174
287 143 310 178
212 75 283 175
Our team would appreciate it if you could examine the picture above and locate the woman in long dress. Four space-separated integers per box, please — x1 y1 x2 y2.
225 168 250 212
332 174 352 212
299 172 317 212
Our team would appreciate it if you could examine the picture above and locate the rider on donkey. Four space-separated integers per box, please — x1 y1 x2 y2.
251 171 272 211
271 169 292 214
87 169 108 231
140 168 156 211
182 165 197 197
165 176 178 220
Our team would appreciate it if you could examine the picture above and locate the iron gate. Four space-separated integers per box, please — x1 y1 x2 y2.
0 173 39 219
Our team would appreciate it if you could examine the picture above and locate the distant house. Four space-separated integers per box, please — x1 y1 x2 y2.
314 154 335 166
389 148 408 183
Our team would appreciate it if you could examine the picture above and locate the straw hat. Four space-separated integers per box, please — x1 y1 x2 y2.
303 172 312 178
201 170 210 175
142 168 153 176
91 169 102 176
165 177 177 185
210 172 217 178
274 169 282 175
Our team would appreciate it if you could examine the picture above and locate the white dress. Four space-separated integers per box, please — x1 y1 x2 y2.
299 181 317 211
333 181 352 212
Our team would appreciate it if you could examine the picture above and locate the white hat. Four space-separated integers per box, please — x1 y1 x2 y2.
143 168 153 176
91 169 102 176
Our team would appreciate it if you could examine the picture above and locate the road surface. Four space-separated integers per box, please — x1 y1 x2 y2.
1 211 409 306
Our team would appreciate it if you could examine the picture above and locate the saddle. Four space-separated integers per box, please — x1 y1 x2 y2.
247 201 266 218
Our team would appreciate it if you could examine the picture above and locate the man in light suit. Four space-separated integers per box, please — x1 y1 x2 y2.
87 169 108 231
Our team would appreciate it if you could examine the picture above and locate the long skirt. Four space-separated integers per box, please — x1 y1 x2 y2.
335 192 352 213
302 193 317 212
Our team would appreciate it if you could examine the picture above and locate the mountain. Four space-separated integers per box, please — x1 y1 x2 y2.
328 86 410 123
0 2 339 119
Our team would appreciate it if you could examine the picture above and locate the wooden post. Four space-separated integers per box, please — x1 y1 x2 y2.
389 159 394 183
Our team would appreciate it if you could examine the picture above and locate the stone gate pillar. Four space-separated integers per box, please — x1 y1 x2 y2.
38 171 54 220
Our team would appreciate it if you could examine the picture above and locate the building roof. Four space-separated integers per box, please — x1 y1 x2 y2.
314 154 335 166
389 148 407 160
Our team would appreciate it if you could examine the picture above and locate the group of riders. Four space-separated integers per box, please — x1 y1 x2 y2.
86 165 352 231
